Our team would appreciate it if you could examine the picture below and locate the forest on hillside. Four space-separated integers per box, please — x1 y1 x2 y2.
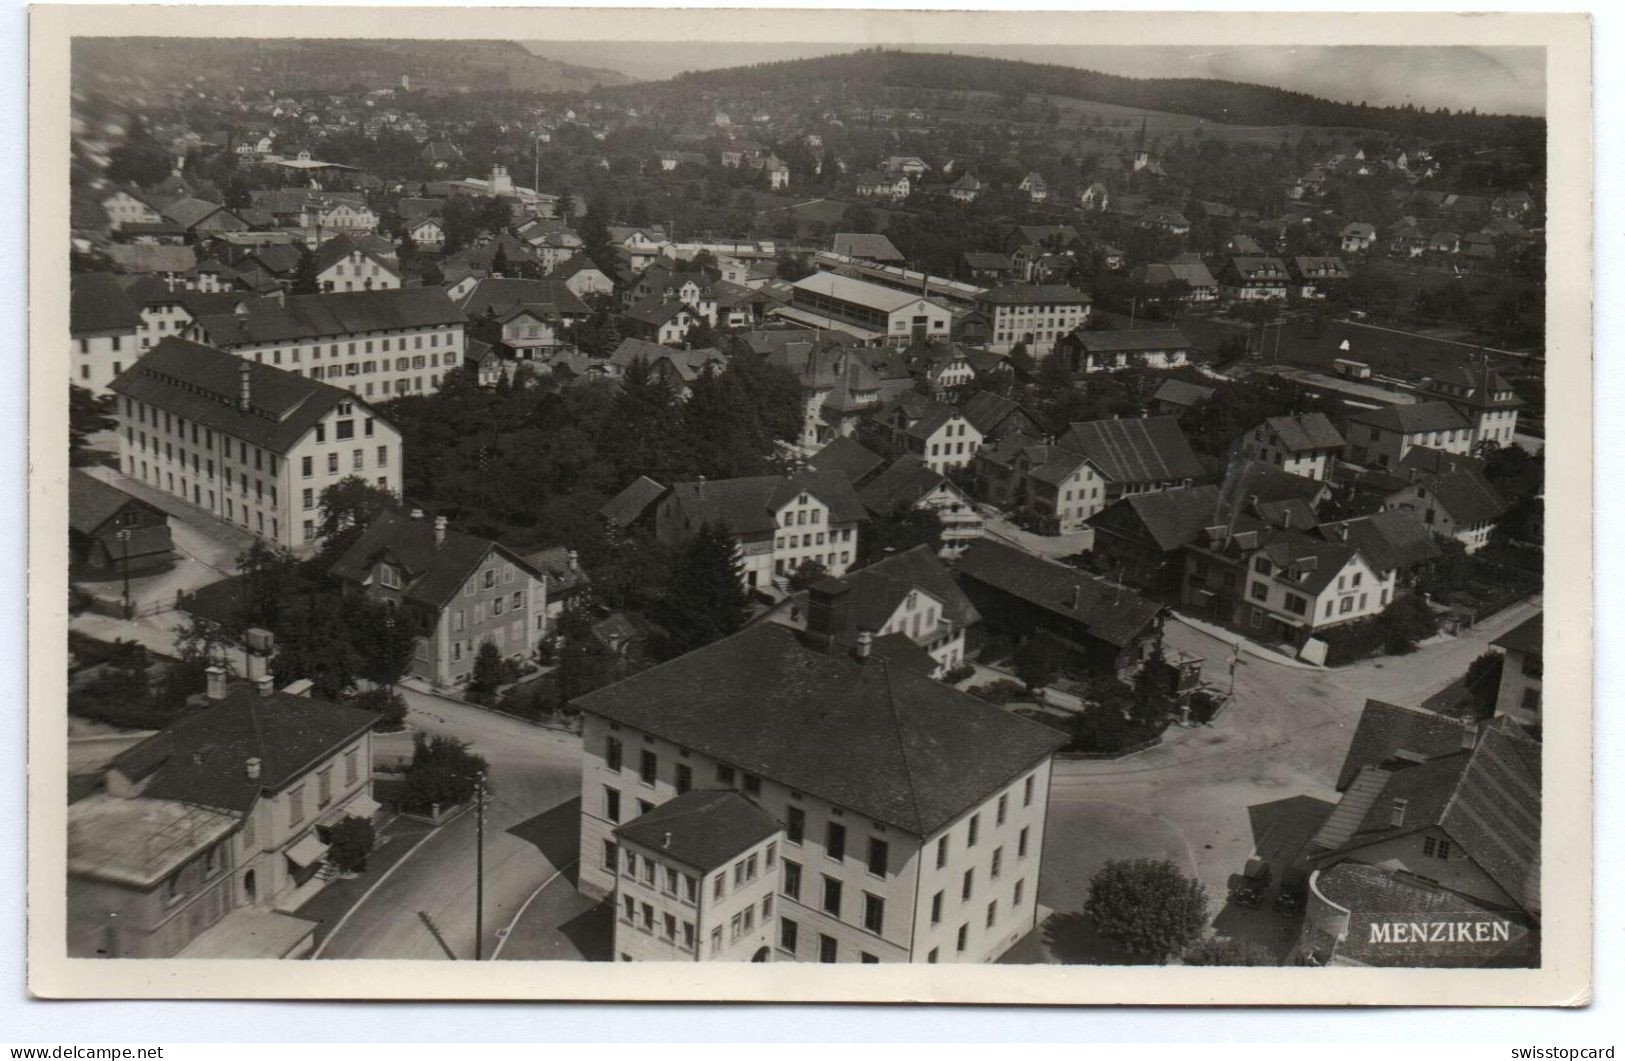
662 49 1546 150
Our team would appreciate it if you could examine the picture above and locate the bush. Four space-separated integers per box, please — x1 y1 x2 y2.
1183 937 1275 966
348 686 408 731
326 815 376 874
968 680 1028 705
1084 858 1210 963
400 733 488 816
942 662 977 685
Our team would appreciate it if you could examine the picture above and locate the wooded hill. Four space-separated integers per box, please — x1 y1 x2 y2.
655 48 1545 147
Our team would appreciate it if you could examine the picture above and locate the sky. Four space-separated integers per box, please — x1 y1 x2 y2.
522 42 1547 117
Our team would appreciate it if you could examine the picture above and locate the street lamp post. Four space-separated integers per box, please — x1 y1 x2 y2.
115 528 132 618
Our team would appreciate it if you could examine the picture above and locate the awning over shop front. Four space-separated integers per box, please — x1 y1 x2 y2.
284 832 330 869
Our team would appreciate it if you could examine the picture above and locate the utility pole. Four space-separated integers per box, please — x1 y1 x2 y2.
474 772 487 960
116 528 132 618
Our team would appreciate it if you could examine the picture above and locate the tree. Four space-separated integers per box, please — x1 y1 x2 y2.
466 640 508 705
653 522 750 658
69 385 116 466
348 685 408 731
786 559 828 592
291 245 321 295
317 476 399 561
1377 593 1440 653
857 503 945 563
107 113 173 187
1084 858 1210 963
233 539 303 633
326 815 377 874
1011 636 1060 692
400 732 488 815
1182 936 1274 966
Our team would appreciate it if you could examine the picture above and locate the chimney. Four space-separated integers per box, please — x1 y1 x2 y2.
568 549 580 572
255 674 275 698
1389 798 1408 828
1336 524 1349 542
854 629 873 662
206 665 228 701
1460 720 1479 751
804 576 853 650
238 362 252 411
1070 584 1083 612
410 507 424 520
434 515 448 548
662 831 672 850
245 757 262 781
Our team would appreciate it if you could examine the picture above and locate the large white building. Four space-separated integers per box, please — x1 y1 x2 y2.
974 284 1092 355
576 621 1067 963
109 338 402 551
71 274 143 395
187 287 467 400
776 272 953 347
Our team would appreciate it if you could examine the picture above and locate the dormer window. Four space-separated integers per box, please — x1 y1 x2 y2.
377 563 401 589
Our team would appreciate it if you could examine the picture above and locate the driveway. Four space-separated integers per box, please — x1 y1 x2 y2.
315 687 583 960
1034 597 1541 962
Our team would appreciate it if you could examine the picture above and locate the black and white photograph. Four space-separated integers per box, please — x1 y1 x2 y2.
25 6 1592 1009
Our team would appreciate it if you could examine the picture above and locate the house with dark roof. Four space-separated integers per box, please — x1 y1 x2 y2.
1132 260 1219 303
654 472 867 591
857 457 983 557
871 398 984 475
1315 509 1442 586
600 475 668 532
69 469 174 580
1491 612 1542 731
457 277 590 362
1056 327 1191 374
808 435 886 488
956 539 1165 678
1057 416 1205 505
1237 413 1346 481
1289 256 1351 299
831 232 905 264
1293 715 1540 966
110 339 402 552
1422 363 1524 449
1216 256 1290 301
959 390 1044 443
1341 401 1474 468
764 341 885 449
1085 485 1224 597
574 620 1066 963
70 675 378 958
313 232 400 293
72 273 144 395
1148 378 1215 418
973 284 1092 356
1382 465 1509 554
188 286 468 400
330 509 548 687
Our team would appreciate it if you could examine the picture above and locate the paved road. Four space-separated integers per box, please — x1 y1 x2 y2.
1035 597 1541 961
316 688 583 960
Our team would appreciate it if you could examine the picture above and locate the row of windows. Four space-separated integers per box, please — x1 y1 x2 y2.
235 327 459 364
301 447 389 478
781 858 888 934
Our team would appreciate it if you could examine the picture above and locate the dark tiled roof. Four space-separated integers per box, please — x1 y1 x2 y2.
312 232 398 276
1334 699 1476 791
1402 470 1509 526
600 475 668 528
809 436 885 485
1493 612 1542 658
1312 862 1538 967
955 539 1163 649
858 457 954 517
194 287 465 347
1150 378 1215 408
71 274 143 334
1399 446 1486 477
1317 510 1442 574
1058 416 1204 485
614 789 781 872
1264 413 1345 452
1343 401 1470 436
1086 484 1223 552
831 233 904 261
1069 328 1190 354
69 470 159 535
978 284 1090 306
858 544 981 629
576 624 1065 835
110 684 377 815
958 391 1031 437
663 472 866 538
109 338 362 454
329 509 537 611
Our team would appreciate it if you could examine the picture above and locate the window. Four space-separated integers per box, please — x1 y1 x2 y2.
317 768 332 807
684 876 697 903
783 859 802 900
327 453 339 474
743 773 761 795
638 750 656 785
675 764 692 794
1018 827 1029 858
603 840 617 869
956 924 968 953
1340 596 1355 614
996 794 1008 826
683 922 696 950
711 926 723 954
822 876 842 916
931 891 944 924
622 895 635 922
936 835 948 869
713 874 725 901
861 952 879 964
605 737 622 772
867 837 889 877
786 806 805 844
624 849 637 876
289 785 306 825
641 903 654 932
962 868 974 901
780 917 799 953
928 948 939 964
716 764 735 785
863 893 885 933
1423 837 1452 860
378 445 389 467
826 822 846 861
990 847 1003 880
665 867 678 895
1250 581 1269 601
1253 556 1271 574
986 899 997 928
819 935 838 963
604 786 621 823
967 814 979 848
302 456 313 478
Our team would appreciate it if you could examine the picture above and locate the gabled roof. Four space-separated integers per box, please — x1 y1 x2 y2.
1317 510 1442 574
959 391 1035 437
831 233 904 262
955 539 1163 649
575 623 1065 836
110 684 377 815
1425 364 1525 410
1058 416 1204 485
613 789 781 872
858 456 959 516
457 277 589 320
960 251 1012 271
194 287 465 347
1262 413 1345 453
808 436 885 486
1068 328 1190 355
857 544 981 629
71 273 143 334
1343 401 1469 436
664 472 867 538
104 244 199 274
1137 261 1218 289
160 196 229 230
1493 612 1542 659
600 475 668 529
329 509 538 611
978 284 1090 307
1085 484 1223 552
1150 378 1215 408
1397 469 1509 526
70 469 161 535
312 232 399 277
109 338 364 453
1334 699 1476 791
